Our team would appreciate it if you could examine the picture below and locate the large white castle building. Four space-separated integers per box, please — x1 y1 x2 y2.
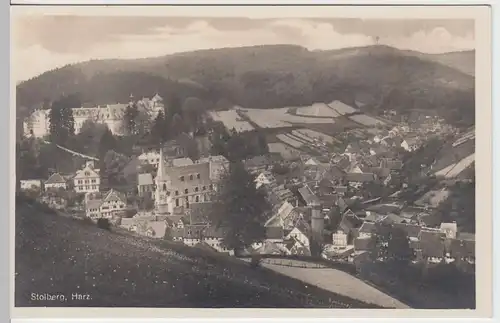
23 94 164 138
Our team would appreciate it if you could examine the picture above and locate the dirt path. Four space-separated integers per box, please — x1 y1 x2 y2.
261 262 410 309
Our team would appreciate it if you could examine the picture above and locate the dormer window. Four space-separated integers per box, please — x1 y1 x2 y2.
85 171 90 176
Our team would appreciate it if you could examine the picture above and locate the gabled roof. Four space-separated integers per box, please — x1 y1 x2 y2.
165 215 185 226
358 221 376 234
172 157 194 167
419 230 446 258
345 172 376 183
297 185 320 206
45 173 66 184
103 189 127 204
138 173 154 186
393 222 422 238
74 165 99 179
266 226 284 240
354 236 375 251
86 199 103 210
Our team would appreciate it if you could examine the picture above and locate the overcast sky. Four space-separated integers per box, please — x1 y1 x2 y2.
12 16 475 82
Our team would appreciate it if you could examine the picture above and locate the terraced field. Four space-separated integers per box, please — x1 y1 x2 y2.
209 110 255 133
15 198 381 308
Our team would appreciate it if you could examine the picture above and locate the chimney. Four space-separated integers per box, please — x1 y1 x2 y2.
86 160 95 169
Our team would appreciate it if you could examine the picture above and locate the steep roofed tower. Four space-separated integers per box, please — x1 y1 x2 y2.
154 148 173 214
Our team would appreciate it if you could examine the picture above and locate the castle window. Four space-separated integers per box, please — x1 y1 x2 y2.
195 187 199 192
184 188 189 194
202 186 206 191
190 175 194 181
197 173 201 179
180 176 185 182
195 196 199 203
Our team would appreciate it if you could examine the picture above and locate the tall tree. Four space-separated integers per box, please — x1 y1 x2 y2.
207 161 272 251
98 126 117 159
170 113 185 138
49 94 78 145
124 103 139 135
150 110 167 145
182 97 205 134
103 150 130 187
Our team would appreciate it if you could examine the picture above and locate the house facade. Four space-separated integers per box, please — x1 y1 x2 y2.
85 189 128 219
20 179 43 191
74 161 100 193
44 173 67 190
154 150 229 214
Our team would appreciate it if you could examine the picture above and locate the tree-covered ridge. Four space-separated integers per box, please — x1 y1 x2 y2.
17 45 475 128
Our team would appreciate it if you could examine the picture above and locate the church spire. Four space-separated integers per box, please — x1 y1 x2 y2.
155 146 165 210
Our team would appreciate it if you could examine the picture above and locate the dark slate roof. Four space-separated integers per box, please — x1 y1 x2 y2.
448 237 475 259
366 203 403 214
371 167 391 179
45 173 66 184
165 215 185 226
381 213 405 225
266 226 284 240
335 186 348 193
393 223 422 238
339 212 363 234
345 172 376 183
297 185 320 206
354 236 375 251
419 230 446 258
358 221 376 234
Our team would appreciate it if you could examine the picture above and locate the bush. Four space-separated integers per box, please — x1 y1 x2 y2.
97 218 111 231
250 254 262 269
81 216 95 226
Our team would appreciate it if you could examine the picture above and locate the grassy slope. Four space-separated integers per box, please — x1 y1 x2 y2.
15 198 382 308
17 45 474 127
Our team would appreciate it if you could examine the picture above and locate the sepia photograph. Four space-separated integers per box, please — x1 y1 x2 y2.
10 4 492 318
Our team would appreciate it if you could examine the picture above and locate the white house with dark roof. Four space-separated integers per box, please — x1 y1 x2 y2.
44 173 67 190
85 189 128 219
137 173 154 197
74 161 100 193
20 179 43 191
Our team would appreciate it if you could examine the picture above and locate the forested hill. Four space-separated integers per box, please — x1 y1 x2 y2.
16 45 475 128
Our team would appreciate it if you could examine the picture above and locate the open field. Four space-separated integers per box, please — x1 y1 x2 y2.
209 110 255 133
326 100 359 115
259 261 409 309
434 153 475 178
276 134 304 149
240 108 336 129
292 129 338 145
15 196 381 308
348 114 386 126
296 103 341 118
268 143 302 160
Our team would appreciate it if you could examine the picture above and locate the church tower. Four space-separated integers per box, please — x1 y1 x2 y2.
154 148 172 215
310 199 324 245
